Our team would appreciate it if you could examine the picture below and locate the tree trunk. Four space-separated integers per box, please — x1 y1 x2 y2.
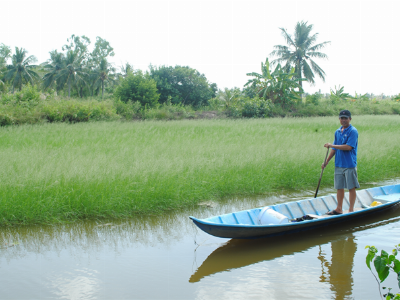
102 80 104 99
68 80 71 98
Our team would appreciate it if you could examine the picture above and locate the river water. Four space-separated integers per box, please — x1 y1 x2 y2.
1 181 400 300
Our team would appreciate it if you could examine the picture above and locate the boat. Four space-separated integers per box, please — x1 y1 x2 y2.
189 184 400 239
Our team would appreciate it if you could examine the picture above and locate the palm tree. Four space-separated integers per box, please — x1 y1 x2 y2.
91 58 115 99
42 50 65 92
5 47 39 93
270 21 330 88
56 50 87 98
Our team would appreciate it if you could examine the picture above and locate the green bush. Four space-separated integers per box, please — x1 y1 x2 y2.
42 99 119 123
305 92 321 105
114 99 142 120
227 97 273 118
114 71 160 107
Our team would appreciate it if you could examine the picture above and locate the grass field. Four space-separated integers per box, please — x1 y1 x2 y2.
0 115 399 225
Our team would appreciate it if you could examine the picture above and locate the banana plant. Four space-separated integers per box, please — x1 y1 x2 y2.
245 58 305 108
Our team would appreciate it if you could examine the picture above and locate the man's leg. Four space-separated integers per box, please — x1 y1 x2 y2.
336 189 345 213
348 188 356 212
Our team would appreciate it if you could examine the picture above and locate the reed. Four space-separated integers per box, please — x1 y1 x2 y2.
0 115 399 225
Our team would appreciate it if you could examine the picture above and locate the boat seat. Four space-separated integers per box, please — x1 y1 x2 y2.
373 193 400 202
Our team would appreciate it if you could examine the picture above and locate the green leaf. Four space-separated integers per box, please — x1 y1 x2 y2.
394 260 400 273
366 249 376 270
375 256 390 282
382 250 389 259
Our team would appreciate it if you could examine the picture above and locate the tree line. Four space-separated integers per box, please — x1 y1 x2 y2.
5 21 380 110
0 34 218 107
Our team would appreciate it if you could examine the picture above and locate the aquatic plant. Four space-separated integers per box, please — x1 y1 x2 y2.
366 244 400 299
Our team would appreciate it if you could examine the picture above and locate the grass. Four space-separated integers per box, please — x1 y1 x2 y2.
0 115 399 225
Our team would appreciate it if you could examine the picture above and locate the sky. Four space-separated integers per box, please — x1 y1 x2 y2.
1 0 399 96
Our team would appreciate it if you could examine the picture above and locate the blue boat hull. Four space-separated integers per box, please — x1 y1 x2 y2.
189 184 400 239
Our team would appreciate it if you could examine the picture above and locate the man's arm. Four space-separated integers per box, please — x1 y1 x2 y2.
322 148 336 169
324 143 352 151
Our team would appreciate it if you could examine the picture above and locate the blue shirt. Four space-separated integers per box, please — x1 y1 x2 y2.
333 124 358 168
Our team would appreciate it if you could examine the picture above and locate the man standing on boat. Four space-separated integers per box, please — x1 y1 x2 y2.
322 109 360 215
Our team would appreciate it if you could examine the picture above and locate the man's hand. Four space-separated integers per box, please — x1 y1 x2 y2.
324 143 333 148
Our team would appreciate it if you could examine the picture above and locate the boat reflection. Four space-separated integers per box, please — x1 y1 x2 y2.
189 204 400 287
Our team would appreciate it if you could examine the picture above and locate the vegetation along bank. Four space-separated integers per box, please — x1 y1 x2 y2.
0 116 399 226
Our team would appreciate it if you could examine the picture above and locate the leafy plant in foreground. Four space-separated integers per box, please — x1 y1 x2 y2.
366 244 400 299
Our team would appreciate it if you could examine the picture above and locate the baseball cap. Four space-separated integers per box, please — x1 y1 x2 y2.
339 110 351 118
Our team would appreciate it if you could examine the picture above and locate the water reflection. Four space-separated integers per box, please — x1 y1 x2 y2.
189 204 400 294
318 236 356 299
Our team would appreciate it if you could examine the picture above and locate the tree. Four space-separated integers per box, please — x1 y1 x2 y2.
90 37 115 66
62 35 91 62
91 58 115 99
42 50 65 92
245 58 304 108
149 65 217 106
119 62 134 78
0 44 11 86
114 71 159 107
5 47 39 93
270 21 330 88
217 87 241 108
56 50 87 98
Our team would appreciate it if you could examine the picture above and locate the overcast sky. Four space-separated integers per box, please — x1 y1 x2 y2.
1 0 399 95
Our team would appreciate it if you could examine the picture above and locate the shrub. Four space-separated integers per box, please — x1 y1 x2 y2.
114 71 160 107
305 92 321 105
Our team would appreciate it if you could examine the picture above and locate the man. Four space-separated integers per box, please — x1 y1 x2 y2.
322 109 360 214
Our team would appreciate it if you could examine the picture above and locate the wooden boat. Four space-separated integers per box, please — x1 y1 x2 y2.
189 184 400 239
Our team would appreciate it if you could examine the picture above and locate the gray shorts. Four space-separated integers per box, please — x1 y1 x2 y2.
334 167 360 190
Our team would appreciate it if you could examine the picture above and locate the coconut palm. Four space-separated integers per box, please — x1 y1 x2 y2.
270 21 330 88
5 47 39 93
56 50 87 98
42 50 65 92
91 58 115 99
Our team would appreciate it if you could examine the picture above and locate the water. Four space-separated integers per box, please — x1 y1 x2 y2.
1 181 399 299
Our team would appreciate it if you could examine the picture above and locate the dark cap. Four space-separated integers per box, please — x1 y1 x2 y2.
339 110 351 118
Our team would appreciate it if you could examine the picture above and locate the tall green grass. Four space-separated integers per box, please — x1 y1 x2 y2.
0 116 399 225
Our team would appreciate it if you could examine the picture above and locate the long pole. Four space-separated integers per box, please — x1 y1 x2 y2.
315 147 330 198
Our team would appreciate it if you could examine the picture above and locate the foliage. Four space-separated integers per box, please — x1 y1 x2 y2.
91 58 115 99
4 47 39 93
1 83 41 106
114 71 159 107
0 116 399 225
113 99 142 119
270 21 330 88
366 245 400 300
217 87 241 108
41 99 118 123
305 92 322 105
149 65 217 106
42 50 65 92
352 92 370 102
245 58 304 108
56 50 88 98
330 85 352 103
